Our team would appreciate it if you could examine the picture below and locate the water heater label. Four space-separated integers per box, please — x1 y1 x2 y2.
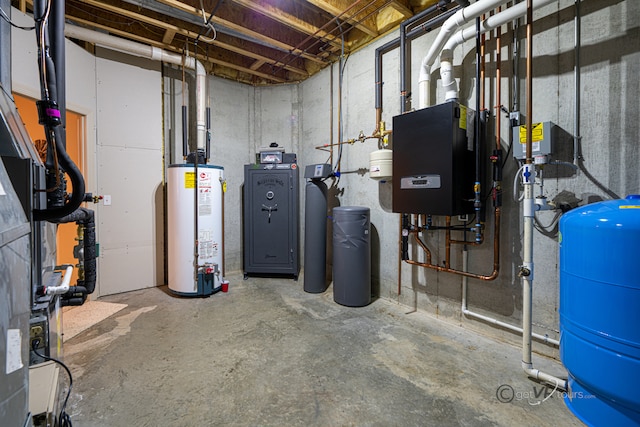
184 172 195 188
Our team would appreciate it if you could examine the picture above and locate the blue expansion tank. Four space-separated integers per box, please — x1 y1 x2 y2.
559 195 640 426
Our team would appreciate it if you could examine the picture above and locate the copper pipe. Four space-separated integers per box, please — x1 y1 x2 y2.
450 239 483 246
375 107 382 135
411 229 432 265
406 208 500 281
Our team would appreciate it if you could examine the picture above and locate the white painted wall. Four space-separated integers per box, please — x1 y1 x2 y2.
94 48 163 296
12 8 164 297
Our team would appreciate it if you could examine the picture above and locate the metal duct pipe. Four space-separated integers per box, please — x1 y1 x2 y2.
64 24 207 151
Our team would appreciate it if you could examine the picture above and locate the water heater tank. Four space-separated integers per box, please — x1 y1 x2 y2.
559 195 640 426
167 164 224 296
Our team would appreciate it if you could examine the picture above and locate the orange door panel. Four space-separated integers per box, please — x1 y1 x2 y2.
14 94 85 286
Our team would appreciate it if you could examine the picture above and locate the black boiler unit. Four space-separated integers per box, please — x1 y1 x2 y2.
392 102 475 216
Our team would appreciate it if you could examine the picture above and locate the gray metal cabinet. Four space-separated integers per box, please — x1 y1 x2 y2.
243 163 299 279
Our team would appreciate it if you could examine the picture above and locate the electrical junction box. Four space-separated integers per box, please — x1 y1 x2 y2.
304 164 332 179
512 121 553 160
392 102 475 216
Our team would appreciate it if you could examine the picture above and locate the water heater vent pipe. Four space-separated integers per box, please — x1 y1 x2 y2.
64 25 207 151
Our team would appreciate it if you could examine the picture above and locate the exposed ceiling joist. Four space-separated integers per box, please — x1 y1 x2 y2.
305 0 380 37
12 0 433 85
230 0 344 52
156 0 330 65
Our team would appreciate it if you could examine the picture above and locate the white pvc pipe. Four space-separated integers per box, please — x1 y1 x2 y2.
65 25 207 151
418 0 512 109
440 0 557 102
521 173 566 389
461 248 560 347
46 265 74 295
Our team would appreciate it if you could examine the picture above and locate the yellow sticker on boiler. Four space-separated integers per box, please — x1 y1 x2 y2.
459 105 467 130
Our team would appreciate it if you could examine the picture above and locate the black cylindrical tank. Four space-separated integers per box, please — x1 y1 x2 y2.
304 180 328 293
332 206 371 307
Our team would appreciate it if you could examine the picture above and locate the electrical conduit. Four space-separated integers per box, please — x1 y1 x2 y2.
521 0 566 390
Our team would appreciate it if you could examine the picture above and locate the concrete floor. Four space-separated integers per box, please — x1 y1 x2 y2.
63 273 583 427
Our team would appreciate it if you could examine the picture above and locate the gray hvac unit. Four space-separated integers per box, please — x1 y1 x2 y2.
0 155 32 427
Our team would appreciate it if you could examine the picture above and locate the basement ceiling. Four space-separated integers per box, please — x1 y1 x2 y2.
15 0 447 85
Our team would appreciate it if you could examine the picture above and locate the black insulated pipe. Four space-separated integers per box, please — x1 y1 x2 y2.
205 106 211 160
51 207 97 297
400 6 461 113
374 38 399 112
182 105 188 157
376 3 459 119
32 0 86 221
33 127 86 221
401 213 409 260
399 1 443 112
493 149 503 207
49 0 65 135
473 17 482 243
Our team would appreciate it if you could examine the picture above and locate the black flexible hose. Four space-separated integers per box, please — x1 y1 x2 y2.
32 0 86 221
51 208 96 295
33 125 86 221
